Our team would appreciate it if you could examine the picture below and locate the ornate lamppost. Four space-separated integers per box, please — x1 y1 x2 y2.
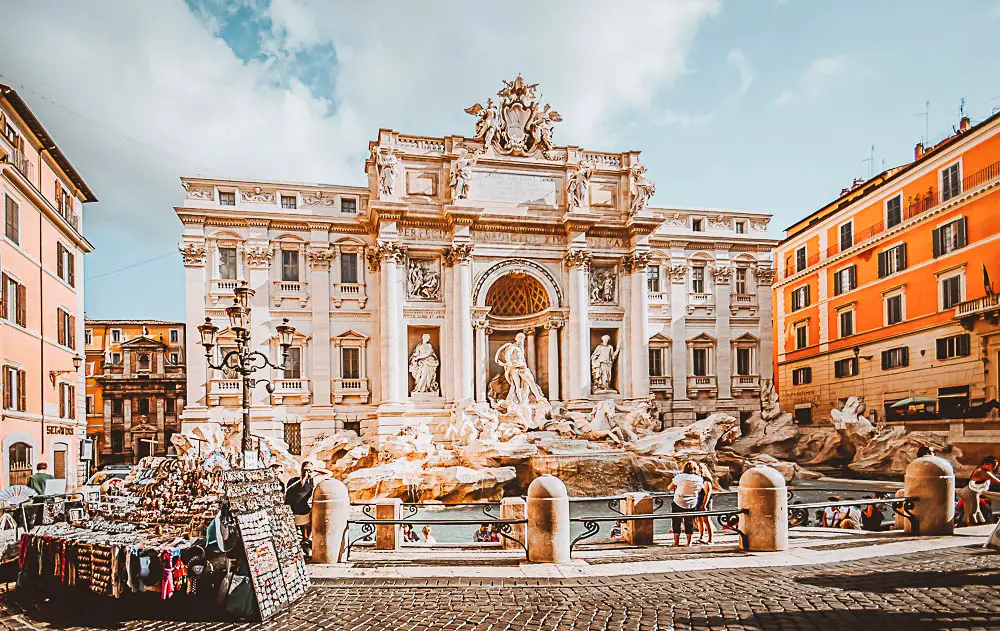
197 282 296 463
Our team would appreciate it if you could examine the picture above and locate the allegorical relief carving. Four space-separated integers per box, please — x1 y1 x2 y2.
409 334 440 395
750 219 769 232
182 182 212 200
663 212 688 227
668 264 688 283
465 75 562 157
407 258 441 300
302 191 338 207
245 247 273 268
243 187 275 203
591 335 620 394
589 266 617 304
450 148 479 202
375 147 401 201
628 164 656 216
566 162 594 211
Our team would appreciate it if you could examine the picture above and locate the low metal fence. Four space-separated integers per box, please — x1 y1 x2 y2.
570 508 749 551
343 517 527 560
354 501 502 521
788 496 917 530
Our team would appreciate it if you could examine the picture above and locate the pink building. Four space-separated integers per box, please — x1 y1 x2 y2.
0 85 95 489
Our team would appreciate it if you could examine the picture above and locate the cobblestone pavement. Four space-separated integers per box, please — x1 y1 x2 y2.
1 546 999 631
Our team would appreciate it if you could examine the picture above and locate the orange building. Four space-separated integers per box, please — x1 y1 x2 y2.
84 320 186 465
1 85 95 489
774 111 1000 440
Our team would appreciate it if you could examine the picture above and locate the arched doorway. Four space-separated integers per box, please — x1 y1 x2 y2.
8 442 32 486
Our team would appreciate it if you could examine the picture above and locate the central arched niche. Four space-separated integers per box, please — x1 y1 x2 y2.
485 272 551 317
483 272 554 400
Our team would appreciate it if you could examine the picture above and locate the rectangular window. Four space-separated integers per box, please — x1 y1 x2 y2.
110 352 122 364
218 191 236 206
86 395 94 415
218 247 237 280
792 367 812 385
886 195 902 228
941 163 961 201
794 322 808 350
692 348 709 376
692 218 704 232
55 242 75 286
58 383 75 419
839 308 854 337
834 357 858 378
736 347 753 376
169 329 179 344
340 252 359 284
941 275 963 310
280 194 297 209
791 285 811 311
1 273 26 326
795 246 807 272
794 405 813 425
284 423 302 456
57 309 75 348
648 348 664 377
85 328 93 345
839 222 853 251
136 398 149 415
341 198 357 214
165 398 176 414
285 347 302 379
646 266 660 293
341 347 361 380
170 352 180 365
110 328 122 343
936 333 971 360
112 399 124 415
932 217 968 258
877 243 907 278
3 366 25 411
281 249 299 282
881 347 909 370
735 221 746 234
833 265 857 296
735 268 748 294
885 292 904 325
691 266 705 293
4 195 18 244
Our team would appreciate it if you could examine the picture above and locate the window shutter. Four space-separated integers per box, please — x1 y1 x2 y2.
932 227 941 258
936 338 947 360
805 367 811 383
57 310 65 346
848 265 856 289
881 351 889 370
804 285 811 306
68 253 75 287
877 251 886 278
902 347 909 367
16 283 25 326
957 217 968 249
0 273 7 319
17 370 25 411
59 385 65 418
69 386 75 419
2 369 10 409
959 333 971 356
833 273 841 296
899 244 907 270
835 361 842 378
57 244 64 279
69 315 76 348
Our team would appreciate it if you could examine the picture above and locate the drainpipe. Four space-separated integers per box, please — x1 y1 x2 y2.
39 171 45 458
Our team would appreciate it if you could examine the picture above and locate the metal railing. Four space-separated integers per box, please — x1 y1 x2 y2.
353 501 502 521
343 517 527 560
787 496 917 530
570 508 749 551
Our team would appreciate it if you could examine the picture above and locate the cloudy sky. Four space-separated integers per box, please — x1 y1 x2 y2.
1 0 998 320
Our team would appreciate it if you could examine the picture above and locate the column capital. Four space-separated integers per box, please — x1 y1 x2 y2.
622 250 652 273
179 242 207 267
755 266 777 285
366 239 407 272
543 317 565 331
443 242 474 266
522 327 536 336
712 265 733 284
667 264 688 284
564 249 592 270
307 248 335 269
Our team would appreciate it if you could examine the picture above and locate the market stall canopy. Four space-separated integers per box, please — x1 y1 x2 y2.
890 396 938 408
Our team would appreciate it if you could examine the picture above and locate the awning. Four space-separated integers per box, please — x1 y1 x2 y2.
890 396 937 409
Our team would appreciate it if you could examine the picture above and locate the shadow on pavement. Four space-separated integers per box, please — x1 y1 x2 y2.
742 609 999 631
794 568 1000 593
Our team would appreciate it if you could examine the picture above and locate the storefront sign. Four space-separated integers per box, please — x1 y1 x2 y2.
46 426 75 436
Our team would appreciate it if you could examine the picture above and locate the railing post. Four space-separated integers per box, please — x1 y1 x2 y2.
622 492 654 545
501 497 526 550
737 466 788 551
527 475 570 563
903 456 954 535
311 478 350 563
375 498 402 550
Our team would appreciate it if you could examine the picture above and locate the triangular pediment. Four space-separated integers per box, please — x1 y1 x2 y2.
120 335 166 349
686 332 717 344
732 332 760 343
649 333 672 344
333 329 369 341
130 424 158 434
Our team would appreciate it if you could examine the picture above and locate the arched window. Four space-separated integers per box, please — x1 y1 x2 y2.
8 442 32 486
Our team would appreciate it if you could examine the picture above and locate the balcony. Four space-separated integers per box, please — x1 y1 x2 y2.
731 374 761 394
272 378 312 405
729 293 758 316
686 293 715 316
686 375 718 397
649 375 672 396
333 282 367 308
208 379 241 406
272 280 309 307
954 293 1000 329
209 278 240 305
332 377 371 403
783 158 1000 281
11 147 33 181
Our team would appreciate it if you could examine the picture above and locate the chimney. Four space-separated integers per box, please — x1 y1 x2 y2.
959 116 972 133
914 142 925 160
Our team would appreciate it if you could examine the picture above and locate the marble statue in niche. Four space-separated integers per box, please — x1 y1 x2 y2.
375 147 400 200
494 332 548 426
409 334 440 395
591 335 620 394
566 162 594 211
407 259 441 300
590 267 617 304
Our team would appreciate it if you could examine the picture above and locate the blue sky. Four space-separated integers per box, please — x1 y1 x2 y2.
0 0 998 320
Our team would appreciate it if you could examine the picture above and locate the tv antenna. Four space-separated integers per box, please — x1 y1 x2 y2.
862 144 875 178
912 100 929 143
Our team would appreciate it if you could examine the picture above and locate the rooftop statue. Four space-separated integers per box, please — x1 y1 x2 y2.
465 75 562 156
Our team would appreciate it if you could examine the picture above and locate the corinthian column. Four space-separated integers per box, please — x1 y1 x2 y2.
372 240 408 402
625 251 652 398
445 243 475 401
308 247 334 407
565 249 592 402
180 242 208 416
472 315 491 402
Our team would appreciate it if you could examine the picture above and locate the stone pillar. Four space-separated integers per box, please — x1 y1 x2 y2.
737 466 788 551
625 253 651 399
473 321 489 402
525 328 537 375
181 242 208 411
545 321 561 402
246 245 273 409
308 248 334 406
155 398 165 451
311 478 350 563
374 498 402 551
526 475 570 563
622 491 654 546
500 497 526 551
893 488 906 530
376 243 408 402
565 250 592 402
448 244 475 401
903 456 955 536
102 399 112 455
756 266 776 382
714 266 733 399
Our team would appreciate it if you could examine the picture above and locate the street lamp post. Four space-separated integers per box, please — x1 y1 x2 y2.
197 283 296 465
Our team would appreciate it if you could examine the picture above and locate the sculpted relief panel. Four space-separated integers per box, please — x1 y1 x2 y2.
407 258 442 301
590 266 618 305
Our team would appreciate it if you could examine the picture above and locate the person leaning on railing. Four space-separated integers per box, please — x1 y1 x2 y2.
667 461 711 547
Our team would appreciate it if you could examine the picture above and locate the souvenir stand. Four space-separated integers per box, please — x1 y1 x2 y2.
16 450 310 623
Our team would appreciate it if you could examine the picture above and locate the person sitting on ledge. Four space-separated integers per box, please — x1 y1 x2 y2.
401 523 420 543
861 495 886 531
837 504 863 530
960 456 1000 525
916 446 934 458
422 525 436 545
610 520 623 539
820 497 842 528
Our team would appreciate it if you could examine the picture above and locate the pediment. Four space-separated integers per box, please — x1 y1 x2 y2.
732 332 760 343
120 335 166 349
333 329 369 341
130 424 158 434
686 332 717 344
649 333 672 344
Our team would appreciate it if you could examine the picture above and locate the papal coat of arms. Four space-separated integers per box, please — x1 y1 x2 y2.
465 75 562 156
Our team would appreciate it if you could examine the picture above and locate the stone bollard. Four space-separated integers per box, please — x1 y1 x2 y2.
500 497 526 550
903 456 954 536
311 478 350 563
374 498 402 550
737 466 788 552
622 492 654 546
526 475 570 563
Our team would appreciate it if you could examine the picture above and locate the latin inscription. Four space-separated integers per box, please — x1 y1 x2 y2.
469 171 558 206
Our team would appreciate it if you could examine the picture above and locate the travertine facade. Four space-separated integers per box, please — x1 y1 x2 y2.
176 77 777 452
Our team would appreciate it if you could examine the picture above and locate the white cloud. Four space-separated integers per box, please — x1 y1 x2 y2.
0 0 721 317
773 90 792 107
726 48 753 100
773 54 851 106
654 109 714 128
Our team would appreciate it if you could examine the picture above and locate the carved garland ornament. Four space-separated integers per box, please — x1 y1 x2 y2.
302 191 338 207
179 243 207 266
242 187 275 203
245 247 273 268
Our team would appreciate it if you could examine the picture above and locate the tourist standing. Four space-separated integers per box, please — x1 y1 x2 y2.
959 456 1000 525
694 463 714 544
422 525 436 545
284 460 333 541
27 463 54 496
668 461 705 546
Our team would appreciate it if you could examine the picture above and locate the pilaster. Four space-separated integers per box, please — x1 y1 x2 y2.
756 266 776 382
371 240 408 403
308 247 334 407
445 243 475 401
565 249 592 402
624 251 652 399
